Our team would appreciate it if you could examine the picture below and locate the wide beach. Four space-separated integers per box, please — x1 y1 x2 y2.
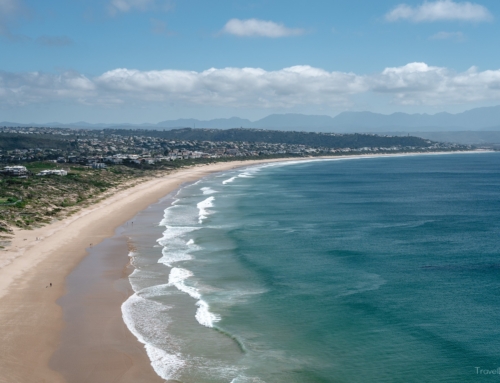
0 151 487 382
0 159 284 383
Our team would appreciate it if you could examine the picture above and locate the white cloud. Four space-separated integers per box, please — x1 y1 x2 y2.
370 62 500 104
95 66 364 107
385 0 493 22
0 71 96 106
222 18 305 37
108 0 173 14
429 31 465 40
2 63 500 109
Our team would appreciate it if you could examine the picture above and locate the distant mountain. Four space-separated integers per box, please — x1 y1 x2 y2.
332 106 500 131
385 131 500 146
2 105 500 132
155 117 251 129
251 114 335 129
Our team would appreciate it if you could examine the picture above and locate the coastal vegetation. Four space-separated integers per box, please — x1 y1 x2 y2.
0 156 295 236
0 163 159 236
107 127 434 148
0 125 476 238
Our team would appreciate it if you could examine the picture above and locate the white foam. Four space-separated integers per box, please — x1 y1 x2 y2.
197 196 215 223
168 267 200 299
186 239 195 246
222 176 237 184
160 204 199 227
168 267 221 328
128 269 166 292
157 226 200 267
201 187 217 195
127 251 138 267
159 198 181 226
145 344 185 381
158 250 193 267
121 292 185 381
157 225 199 246
195 299 221 327
231 376 267 383
238 172 254 178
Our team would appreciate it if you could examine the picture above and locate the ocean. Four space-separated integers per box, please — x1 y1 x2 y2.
122 152 500 383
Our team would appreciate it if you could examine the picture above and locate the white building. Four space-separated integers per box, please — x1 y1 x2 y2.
36 169 68 176
2 166 28 176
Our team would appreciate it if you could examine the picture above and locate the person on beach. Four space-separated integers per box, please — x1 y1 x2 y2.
50 283 52 287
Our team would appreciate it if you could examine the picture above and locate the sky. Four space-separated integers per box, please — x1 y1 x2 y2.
1 0 500 123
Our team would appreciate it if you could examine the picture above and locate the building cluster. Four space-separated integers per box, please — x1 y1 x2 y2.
0 165 68 177
1 166 28 177
36 169 68 176
0 126 467 165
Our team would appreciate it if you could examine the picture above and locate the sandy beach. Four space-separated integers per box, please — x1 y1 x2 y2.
3 154 356 383
0 151 484 382
0 160 276 383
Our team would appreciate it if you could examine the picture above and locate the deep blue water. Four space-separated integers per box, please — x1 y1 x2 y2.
123 152 500 383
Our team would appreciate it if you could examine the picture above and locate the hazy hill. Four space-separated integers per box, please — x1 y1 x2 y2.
155 117 251 129
105 128 434 149
2 105 500 132
332 106 500 131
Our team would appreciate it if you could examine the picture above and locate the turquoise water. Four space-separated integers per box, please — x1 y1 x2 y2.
123 152 500 382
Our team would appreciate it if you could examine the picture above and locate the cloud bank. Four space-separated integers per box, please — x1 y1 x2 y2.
2 63 500 109
386 0 493 22
222 18 305 37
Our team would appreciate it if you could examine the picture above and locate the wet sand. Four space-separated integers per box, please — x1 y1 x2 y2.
0 159 298 383
49 234 163 382
0 152 479 382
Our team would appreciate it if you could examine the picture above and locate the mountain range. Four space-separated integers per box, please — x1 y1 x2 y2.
3 105 500 133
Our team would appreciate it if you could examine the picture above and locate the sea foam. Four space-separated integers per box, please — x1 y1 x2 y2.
168 267 220 328
121 290 185 381
195 299 221 328
157 226 200 267
168 267 200 299
238 172 254 178
197 196 215 224
231 376 268 383
201 187 217 195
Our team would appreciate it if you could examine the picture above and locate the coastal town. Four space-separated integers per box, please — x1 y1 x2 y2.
0 126 471 166
0 125 475 234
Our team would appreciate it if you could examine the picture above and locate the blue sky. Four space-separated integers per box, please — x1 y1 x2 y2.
1 0 500 123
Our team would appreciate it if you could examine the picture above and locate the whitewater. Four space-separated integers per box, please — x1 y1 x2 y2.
121 152 500 382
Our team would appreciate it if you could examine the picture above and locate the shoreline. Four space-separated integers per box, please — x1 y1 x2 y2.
0 150 492 382
0 158 308 382
49 232 166 382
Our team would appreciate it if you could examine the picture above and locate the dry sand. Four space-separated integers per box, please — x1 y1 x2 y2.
0 159 293 383
0 152 481 382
